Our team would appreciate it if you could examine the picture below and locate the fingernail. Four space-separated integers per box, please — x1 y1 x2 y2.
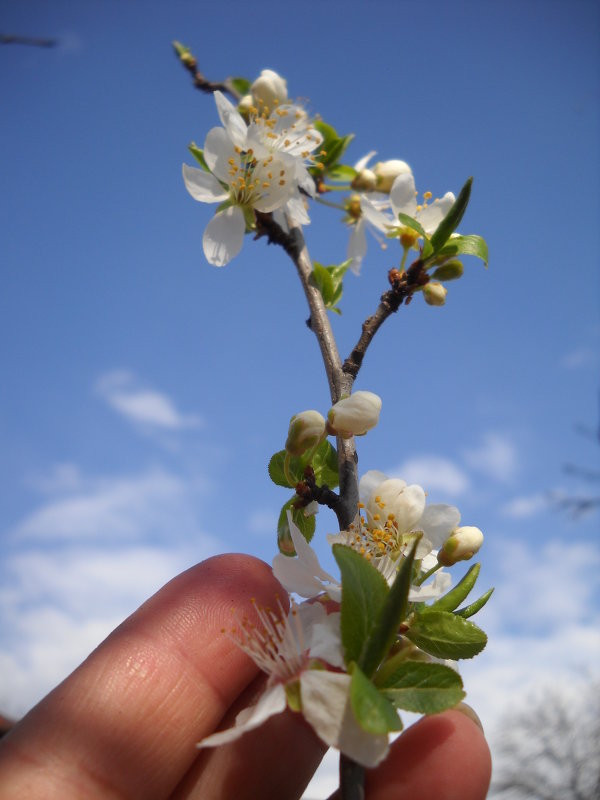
455 702 484 733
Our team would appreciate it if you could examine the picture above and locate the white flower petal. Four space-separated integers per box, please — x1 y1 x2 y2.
273 514 340 599
359 470 394 504
354 150 377 172
301 671 389 768
197 683 286 748
416 504 461 548
409 569 451 601
417 192 456 234
214 90 248 149
284 192 310 226
204 126 238 184
360 195 391 233
182 164 229 203
390 171 417 217
202 206 245 266
306 611 345 669
347 218 367 275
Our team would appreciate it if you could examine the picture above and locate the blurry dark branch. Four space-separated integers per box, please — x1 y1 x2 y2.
172 42 241 102
1 34 56 47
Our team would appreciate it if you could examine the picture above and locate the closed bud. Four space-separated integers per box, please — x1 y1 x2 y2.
327 391 382 437
285 410 326 456
423 281 448 306
374 160 411 193
431 260 464 282
238 94 255 116
438 526 484 566
351 168 377 192
251 69 288 109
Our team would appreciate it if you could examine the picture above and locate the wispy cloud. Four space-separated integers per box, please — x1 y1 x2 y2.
559 346 598 369
501 492 549 518
389 456 470 498
12 467 205 543
96 370 203 431
463 432 518 483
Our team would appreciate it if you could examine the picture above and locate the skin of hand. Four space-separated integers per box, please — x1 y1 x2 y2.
0 554 491 799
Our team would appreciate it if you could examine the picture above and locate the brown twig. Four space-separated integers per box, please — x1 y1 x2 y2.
343 259 428 379
0 34 56 47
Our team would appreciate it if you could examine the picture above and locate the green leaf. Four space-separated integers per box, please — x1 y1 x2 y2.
188 143 209 172
397 213 428 240
328 164 358 182
277 497 316 554
350 663 403 734
230 77 251 97
358 539 419 677
311 439 339 488
438 234 489 266
430 177 473 253
406 610 487 660
311 260 351 313
268 450 302 488
381 661 465 714
312 121 354 172
429 564 481 613
312 264 336 307
333 545 389 668
455 587 494 618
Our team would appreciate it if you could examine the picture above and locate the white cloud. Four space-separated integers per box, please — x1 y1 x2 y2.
0 462 220 717
501 492 549 518
559 346 598 369
96 370 202 430
389 455 470 498
463 432 518 483
11 467 206 543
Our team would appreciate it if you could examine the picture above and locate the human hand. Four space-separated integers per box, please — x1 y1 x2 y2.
0 554 491 799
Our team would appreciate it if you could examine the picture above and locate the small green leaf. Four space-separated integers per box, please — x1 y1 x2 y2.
381 661 465 714
311 263 336 306
430 177 473 253
311 260 351 314
312 121 355 172
333 545 389 668
397 213 428 240
328 164 358 182
268 450 302 488
188 143 209 172
455 587 494 618
429 564 481 613
311 439 339 489
350 663 403 734
438 234 489 266
406 610 487 660
230 77 251 97
358 539 419 678
277 497 316 554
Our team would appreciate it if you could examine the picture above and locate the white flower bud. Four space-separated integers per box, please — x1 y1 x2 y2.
437 526 484 566
351 168 377 192
327 391 382 438
423 281 448 306
374 159 411 193
366 479 426 533
237 94 255 115
251 69 288 110
285 410 326 456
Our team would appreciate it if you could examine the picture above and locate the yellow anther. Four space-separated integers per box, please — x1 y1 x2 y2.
358 502 365 509
373 513 381 521
423 190 432 200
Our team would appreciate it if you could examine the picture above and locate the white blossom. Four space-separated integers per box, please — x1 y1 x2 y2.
197 598 389 767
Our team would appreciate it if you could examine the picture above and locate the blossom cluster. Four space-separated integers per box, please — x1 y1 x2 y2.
198 391 486 767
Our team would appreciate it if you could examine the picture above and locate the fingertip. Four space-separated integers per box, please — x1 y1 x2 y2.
366 709 492 800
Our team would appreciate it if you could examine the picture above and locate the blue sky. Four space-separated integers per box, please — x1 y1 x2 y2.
1 0 599 794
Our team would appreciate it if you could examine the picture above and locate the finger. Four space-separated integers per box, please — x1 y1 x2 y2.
171 673 326 800
365 708 491 800
0 554 292 799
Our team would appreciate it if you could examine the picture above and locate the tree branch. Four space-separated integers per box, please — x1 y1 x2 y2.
343 259 428 380
172 43 242 101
